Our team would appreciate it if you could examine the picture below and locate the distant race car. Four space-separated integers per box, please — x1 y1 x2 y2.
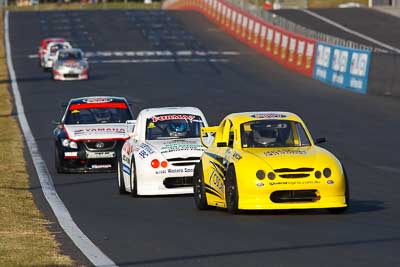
52 48 89 81
41 41 72 70
118 107 210 196
53 96 134 173
195 112 349 214
38 37 65 64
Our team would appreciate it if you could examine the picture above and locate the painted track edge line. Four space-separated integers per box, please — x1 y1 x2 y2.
4 11 117 267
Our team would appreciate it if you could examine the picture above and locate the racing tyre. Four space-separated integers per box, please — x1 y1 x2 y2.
225 165 239 214
130 157 138 197
328 166 349 214
54 147 64 174
193 162 209 210
117 160 127 194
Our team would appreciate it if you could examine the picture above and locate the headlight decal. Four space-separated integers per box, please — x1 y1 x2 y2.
256 170 266 180
323 168 332 178
61 138 78 149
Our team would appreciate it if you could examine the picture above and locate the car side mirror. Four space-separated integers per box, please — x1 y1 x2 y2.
202 132 215 138
315 137 327 144
126 120 136 138
217 142 227 147
51 120 60 125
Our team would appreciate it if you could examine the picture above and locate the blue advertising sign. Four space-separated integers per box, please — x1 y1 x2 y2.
313 42 371 94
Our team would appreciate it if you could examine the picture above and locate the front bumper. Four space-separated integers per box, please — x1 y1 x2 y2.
136 164 197 195
236 179 347 210
58 143 122 173
238 195 347 210
53 68 88 81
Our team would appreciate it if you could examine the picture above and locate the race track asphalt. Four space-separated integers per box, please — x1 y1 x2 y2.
273 7 400 50
9 9 400 267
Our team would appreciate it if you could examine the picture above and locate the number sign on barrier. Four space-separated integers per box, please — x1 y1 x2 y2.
314 42 371 94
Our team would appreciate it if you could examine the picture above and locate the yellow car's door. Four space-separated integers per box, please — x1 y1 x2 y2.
201 119 234 208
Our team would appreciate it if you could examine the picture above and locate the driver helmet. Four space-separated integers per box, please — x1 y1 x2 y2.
252 126 277 146
167 121 188 137
94 109 112 123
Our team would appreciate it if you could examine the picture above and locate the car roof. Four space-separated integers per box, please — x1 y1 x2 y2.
139 107 204 118
223 111 303 125
41 38 65 46
69 96 128 105
58 48 83 53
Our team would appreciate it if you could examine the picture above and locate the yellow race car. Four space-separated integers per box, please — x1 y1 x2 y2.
194 112 349 214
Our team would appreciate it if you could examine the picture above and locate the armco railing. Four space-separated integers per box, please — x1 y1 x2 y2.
227 0 388 53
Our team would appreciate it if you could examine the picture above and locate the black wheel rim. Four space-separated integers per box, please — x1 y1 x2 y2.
195 177 202 200
130 162 135 192
117 161 121 187
227 181 235 208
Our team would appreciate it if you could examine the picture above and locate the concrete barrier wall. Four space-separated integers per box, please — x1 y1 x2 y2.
368 52 400 96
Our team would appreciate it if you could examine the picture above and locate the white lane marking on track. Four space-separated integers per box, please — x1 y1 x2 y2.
4 11 118 267
27 50 241 59
90 58 230 64
300 9 400 53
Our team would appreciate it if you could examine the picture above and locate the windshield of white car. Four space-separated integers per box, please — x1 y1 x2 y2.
58 51 82 61
146 114 204 140
64 103 133 124
241 120 311 148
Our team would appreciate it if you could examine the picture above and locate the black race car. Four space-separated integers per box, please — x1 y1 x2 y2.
54 96 134 173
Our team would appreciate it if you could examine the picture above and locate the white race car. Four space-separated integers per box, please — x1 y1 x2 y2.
52 48 89 81
41 41 72 69
118 107 209 196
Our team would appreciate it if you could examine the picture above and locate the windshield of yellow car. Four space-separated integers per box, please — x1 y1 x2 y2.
240 120 311 148
146 114 204 140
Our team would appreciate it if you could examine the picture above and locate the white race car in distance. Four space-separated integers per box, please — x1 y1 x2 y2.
119 107 209 196
52 48 89 81
41 41 72 70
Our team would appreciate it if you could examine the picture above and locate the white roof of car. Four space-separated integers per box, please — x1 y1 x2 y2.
46 41 71 49
139 107 205 118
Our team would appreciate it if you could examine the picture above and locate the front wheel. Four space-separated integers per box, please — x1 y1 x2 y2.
54 146 64 174
193 162 209 210
225 165 239 214
130 158 138 197
117 160 127 194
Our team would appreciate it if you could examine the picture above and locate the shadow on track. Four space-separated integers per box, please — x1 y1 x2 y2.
193 198 385 216
115 236 400 266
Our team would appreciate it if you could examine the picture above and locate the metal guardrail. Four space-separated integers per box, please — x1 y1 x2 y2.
227 0 389 53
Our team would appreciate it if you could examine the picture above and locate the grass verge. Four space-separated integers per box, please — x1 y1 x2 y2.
7 1 161 11
0 9 76 267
